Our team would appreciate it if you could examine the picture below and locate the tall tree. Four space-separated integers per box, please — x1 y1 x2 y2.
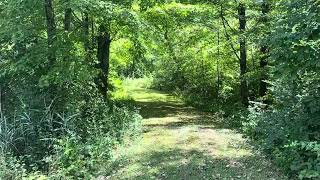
259 0 270 97
238 2 249 107
83 13 90 53
96 25 111 99
216 28 221 98
44 0 56 66
63 1 72 64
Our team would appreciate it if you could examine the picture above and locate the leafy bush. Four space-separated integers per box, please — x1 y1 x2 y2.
243 1 320 179
46 99 141 178
47 135 113 179
0 155 27 180
244 103 320 179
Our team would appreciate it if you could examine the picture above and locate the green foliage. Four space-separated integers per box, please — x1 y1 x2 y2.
243 0 320 178
48 135 115 179
46 99 142 178
141 0 320 178
1 0 319 178
0 97 142 178
0 155 27 180
0 0 143 178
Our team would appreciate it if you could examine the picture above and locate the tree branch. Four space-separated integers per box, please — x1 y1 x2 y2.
220 4 240 61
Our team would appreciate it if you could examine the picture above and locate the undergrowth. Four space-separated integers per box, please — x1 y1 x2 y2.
0 80 142 179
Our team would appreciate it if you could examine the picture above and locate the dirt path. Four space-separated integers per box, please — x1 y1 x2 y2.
108 84 286 180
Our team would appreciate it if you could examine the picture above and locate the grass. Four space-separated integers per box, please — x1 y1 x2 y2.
106 78 287 180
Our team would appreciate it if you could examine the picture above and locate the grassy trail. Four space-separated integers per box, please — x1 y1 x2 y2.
108 81 286 180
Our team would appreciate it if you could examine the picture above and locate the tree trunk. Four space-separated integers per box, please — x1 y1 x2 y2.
64 8 72 31
216 28 221 98
96 25 111 100
44 0 56 65
83 13 90 53
63 6 72 63
259 1 270 97
238 3 249 107
44 0 58 101
131 55 136 77
0 86 3 118
91 19 95 49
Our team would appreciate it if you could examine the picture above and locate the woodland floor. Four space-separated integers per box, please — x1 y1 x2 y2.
107 80 287 180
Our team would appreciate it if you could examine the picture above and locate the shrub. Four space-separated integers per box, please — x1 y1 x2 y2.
0 94 142 178
0 155 27 180
244 103 320 179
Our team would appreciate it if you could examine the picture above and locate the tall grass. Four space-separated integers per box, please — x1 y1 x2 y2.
0 93 142 178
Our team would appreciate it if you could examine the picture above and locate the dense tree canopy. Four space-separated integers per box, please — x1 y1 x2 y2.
0 0 319 179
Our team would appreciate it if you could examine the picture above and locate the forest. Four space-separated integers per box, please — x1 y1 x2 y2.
0 0 319 179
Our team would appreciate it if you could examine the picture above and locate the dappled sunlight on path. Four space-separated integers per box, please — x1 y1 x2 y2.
108 83 286 180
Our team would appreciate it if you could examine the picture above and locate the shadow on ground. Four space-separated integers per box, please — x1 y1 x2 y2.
108 148 284 180
136 101 192 119
105 84 287 180
136 99 229 131
132 87 232 131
